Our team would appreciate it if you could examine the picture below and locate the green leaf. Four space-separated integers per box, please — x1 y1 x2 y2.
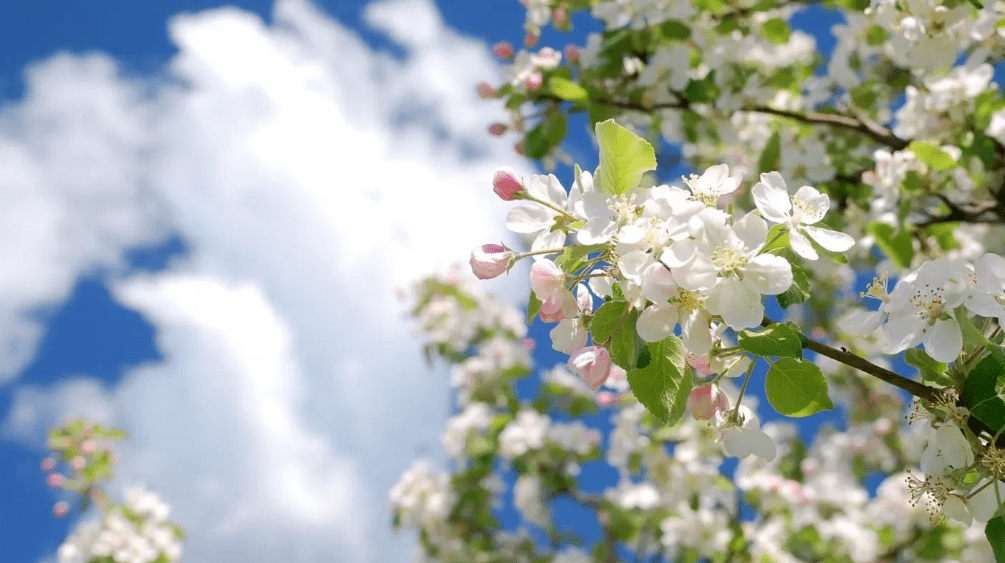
738 324 804 358
987 516 1005 563
778 263 811 308
909 140 958 171
760 223 790 254
527 291 542 325
904 348 952 387
547 76 589 102
524 111 568 159
609 309 641 370
867 222 914 269
757 130 781 174
960 349 1005 435
594 119 656 196
765 357 834 417
956 305 996 349
659 19 692 40
591 300 629 344
627 335 691 424
761 18 791 44
865 24 888 45
925 222 961 251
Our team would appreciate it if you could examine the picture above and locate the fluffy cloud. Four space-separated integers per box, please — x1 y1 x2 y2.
2 0 531 561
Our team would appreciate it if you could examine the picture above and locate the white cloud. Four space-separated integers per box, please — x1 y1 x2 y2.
1 0 534 561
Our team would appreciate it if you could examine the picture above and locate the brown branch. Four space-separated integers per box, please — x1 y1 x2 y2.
761 317 941 402
743 104 908 151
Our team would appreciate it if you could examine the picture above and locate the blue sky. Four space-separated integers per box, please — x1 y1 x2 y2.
0 2 855 562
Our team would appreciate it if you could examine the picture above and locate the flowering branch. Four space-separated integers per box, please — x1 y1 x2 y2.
761 317 942 402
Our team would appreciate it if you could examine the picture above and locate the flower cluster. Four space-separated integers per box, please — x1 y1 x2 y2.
57 485 183 563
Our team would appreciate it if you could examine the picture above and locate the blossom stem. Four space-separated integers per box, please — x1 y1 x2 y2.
526 194 578 221
760 317 941 402
730 356 758 419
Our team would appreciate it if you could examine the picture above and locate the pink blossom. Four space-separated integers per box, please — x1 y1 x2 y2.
493 167 525 200
493 41 514 60
40 457 56 472
524 33 538 48
47 473 65 488
476 81 498 99
568 346 613 390
552 7 568 27
53 501 69 517
525 71 543 91
596 391 616 407
80 440 96 455
687 386 729 420
470 244 512 280
70 456 86 471
488 122 507 136
564 45 580 64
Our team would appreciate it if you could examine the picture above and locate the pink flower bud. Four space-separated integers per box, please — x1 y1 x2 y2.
514 142 525 155
567 346 613 390
476 81 497 99
687 385 729 420
70 456 86 471
686 353 714 376
488 122 507 136
521 337 536 352
80 440 96 455
552 7 568 27
530 259 565 297
53 501 70 517
41 457 56 472
524 33 539 48
596 391 616 407
492 167 525 201
525 71 543 91
564 45 580 64
493 41 514 60
47 473 65 488
469 244 512 279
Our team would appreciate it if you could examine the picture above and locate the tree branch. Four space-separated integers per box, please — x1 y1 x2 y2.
761 317 942 402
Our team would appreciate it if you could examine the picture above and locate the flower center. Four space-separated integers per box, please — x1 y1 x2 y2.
712 246 749 279
911 284 946 325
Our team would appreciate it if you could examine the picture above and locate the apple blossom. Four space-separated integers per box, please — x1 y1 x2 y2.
752 172 854 260
566 346 613 390
469 243 512 279
687 386 729 420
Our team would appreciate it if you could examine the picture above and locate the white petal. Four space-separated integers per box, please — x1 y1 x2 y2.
969 481 1002 523
641 262 676 303
789 229 819 260
676 254 718 290
882 314 925 354
943 496 972 525
752 175 792 224
528 174 568 207
734 212 768 250
506 204 553 233
792 186 829 224
577 217 617 244
708 278 763 330
618 250 652 285
531 229 567 256
744 254 793 295
924 318 962 363
803 225 854 252
748 428 778 462
637 304 680 342
839 309 883 335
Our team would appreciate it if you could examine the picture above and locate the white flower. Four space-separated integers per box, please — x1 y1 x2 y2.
682 164 740 207
752 172 854 260
505 174 569 256
664 209 792 330
881 258 970 362
715 405 777 461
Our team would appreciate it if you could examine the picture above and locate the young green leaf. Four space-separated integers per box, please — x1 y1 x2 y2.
909 141 958 171
626 335 691 424
987 516 1005 563
548 76 589 102
594 119 656 197
765 357 834 417
867 222 915 269
903 348 952 387
591 300 629 344
737 324 804 358
960 349 1005 435
777 264 810 308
